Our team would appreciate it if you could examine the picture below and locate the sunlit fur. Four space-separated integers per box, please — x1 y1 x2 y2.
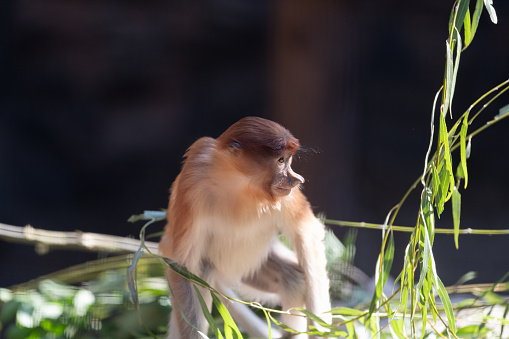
159 117 331 339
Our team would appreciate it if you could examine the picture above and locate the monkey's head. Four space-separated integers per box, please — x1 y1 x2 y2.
217 116 305 200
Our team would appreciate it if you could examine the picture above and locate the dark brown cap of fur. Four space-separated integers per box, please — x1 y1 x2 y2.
217 117 300 157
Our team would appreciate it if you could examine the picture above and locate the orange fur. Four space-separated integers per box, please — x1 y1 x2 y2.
159 117 331 339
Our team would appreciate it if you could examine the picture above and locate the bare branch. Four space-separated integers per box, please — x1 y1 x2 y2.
0 222 158 254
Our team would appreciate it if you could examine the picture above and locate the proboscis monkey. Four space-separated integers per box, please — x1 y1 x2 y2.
159 116 331 338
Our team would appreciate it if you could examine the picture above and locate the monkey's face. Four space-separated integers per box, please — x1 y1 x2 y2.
218 116 304 200
270 154 304 197
226 142 303 199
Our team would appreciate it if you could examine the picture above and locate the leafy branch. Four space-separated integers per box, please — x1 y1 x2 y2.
351 1 506 338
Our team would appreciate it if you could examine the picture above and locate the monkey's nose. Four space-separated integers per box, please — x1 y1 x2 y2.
289 172 305 187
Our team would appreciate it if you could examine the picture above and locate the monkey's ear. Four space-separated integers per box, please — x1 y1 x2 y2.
228 142 241 156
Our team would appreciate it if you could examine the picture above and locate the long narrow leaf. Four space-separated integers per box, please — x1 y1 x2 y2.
460 110 470 188
448 31 462 117
297 308 348 335
162 257 210 287
436 276 457 335
368 232 395 316
420 299 427 339
463 8 472 46
500 304 509 337
452 187 462 249
448 0 469 42
439 114 455 202
126 246 145 306
268 313 305 337
469 0 484 44
415 208 436 322
195 287 222 339
415 190 433 313
438 160 451 216
431 163 440 199
451 0 470 41
212 293 244 339
443 40 454 118
389 319 406 339
346 321 358 339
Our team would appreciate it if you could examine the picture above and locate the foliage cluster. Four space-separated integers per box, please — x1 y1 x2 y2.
0 258 170 339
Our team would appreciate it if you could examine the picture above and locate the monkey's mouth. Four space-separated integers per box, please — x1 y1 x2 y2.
272 187 292 196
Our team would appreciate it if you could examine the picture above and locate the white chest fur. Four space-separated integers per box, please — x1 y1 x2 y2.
199 208 281 283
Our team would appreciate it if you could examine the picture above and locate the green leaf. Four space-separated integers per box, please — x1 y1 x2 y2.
368 232 395 317
436 276 456 335
444 40 454 118
439 114 455 202
162 258 211 288
211 293 243 339
399 283 409 318
415 200 433 314
482 291 506 305
0 300 20 323
345 321 358 339
428 281 438 324
259 307 275 339
450 31 462 118
196 288 222 339
455 271 477 285
389 319 406 339
448 0 470 42
456 162 465 179
460 110 470 188
437 169 450 216
269 309 347 338
456 324 490 337
431 163 440 200
268 314 300 335
422 187 435 241
469 0 484 44
456 298 479 308
463 8 472 46
126 246 145 305
448 122 459 144
452 187 462 249
420 301 427 339
444 22 462 120
423 269 433 305
501 304 509 337
297 308 347 334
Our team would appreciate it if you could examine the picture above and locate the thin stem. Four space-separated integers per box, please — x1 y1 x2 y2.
324 219 509 235
468 79 509 124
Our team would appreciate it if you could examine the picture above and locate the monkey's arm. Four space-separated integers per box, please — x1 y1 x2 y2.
159 181 211 338
298 214 331 323
282 192 332 326
166 268 212 339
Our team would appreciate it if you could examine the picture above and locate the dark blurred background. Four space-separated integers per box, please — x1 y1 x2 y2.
1 0 508 287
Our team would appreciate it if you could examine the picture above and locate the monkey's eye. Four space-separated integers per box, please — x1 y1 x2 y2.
277 156 285 164
228 142 241 156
